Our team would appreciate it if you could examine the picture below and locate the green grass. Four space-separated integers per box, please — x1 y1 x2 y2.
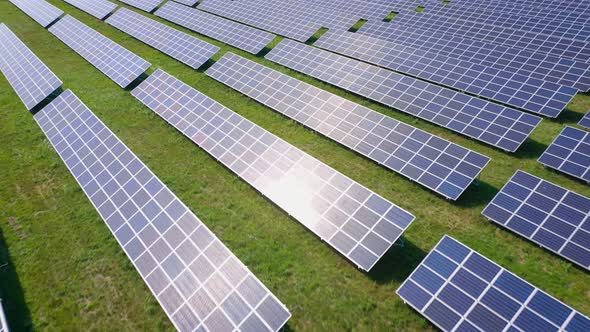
1 1 590 331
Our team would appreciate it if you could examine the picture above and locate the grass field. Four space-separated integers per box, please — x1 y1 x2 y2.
1 1 589 331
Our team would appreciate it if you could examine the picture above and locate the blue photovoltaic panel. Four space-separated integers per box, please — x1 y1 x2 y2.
118 0 163 12
0 24 62 110
579 111 590 129
34 89 291 331
155 2 275 54
206 53 490 200
386 14 590 64
266 39 541 152
49 15 150 88
8 0 63 27
315 30 575 118
132 69 416 271
539 127 590 182
483 170 590 270
63 0 117 20
106 8 219 70
358 22 590 92
173 0 197 6
0 299 7 332
397 235 590 332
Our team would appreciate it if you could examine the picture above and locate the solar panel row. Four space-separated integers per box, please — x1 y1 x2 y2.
155 2 275 55
397 235 590 332
539 126 590 183
315 30 576 118
357 22 590 92
34 89 291 332
118 0 164 13
172 0 197 6
0 24 62 110
0 299 7 332
266 40 541 152
106 8 219 70
387 15 590 64
483 170 590 270
579 111 590 129
132 69 416 271
197 0 321 42
206 53 490 200
419 4 590 42
49 15 150 88
7 0 63 27
63 0 117 20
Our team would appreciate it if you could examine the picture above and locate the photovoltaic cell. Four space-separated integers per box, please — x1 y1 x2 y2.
106 8 219 70
0 300 7 332
357 22 590 92
0 24 62 110
315 30 575 118
579 111 590 129
206 53 490 200
266 40 541 152
34 89 291 332
155 2 275 55
63 0 117 20
483 170 590 270
49 15 150 88
388 14 590 64
118 0 163 12
397 235 590 332
7 0 63 27
539 126 590 182
132 69 416 271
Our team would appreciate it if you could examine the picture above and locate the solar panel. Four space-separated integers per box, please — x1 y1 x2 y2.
118 0 163 12
483 170 590 270
7 0 63 27
132 69 416 271
397 235 590 332
0 24 62 110
315 30 575 118
155 2 275 55
388 14 590 64
172 0 197 6
63 0 117 20
34 89 291 332
49 15 150 89
0 299 7 332
359 22 590 93
266 40 541 152
420 4 590 43
206 53 490 200
106 8 219 70
579 111 590 129
197 0 322 42
539 126 590 182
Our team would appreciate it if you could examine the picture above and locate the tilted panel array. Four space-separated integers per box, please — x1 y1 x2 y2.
483 170 590 270
266 40 541 152
397 235 590 332
132 69 416 271
315 30 575 118
579 111 590 129
539 127 590 182
7 0 63 27
419 5 590 42
358 22 590 92
206 53 490 200
389 14 590 64
118 0 163 12
63 0 117 20
172 0 197 6
155 2 275 55
0 24 62 110
49 15 150 88
0 299 6 332
34 89 291 332
106 8 219 70
197 0 321 42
